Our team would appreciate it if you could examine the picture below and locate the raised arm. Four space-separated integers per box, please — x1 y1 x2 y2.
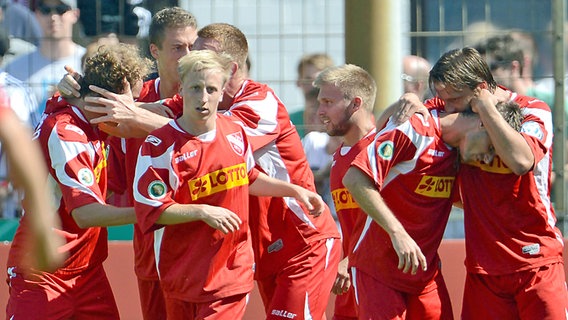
471 89 534 175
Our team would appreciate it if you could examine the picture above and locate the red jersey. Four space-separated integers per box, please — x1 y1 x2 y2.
330 129 376 255
431 91 563 275
8 96 109 277
133 114 258 302
349 111 457 293
165 80 340 279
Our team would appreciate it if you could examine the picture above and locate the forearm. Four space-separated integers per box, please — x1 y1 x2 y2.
157 203 207 225
249 173 300 198
477 104 534 174
343 167 406 236
72 203 136 228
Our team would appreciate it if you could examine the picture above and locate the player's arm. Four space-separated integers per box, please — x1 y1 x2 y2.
0 109 64 271
71 203 136 228
343 166 427 275
249 172 325 217
332 256 351 295
471 89 533 175
376 92 429 129
155 203 242 235
84 81 171 138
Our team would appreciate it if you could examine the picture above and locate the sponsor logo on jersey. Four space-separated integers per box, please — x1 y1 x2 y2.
77 168 94 186
427 149 445 157
226 132 244 156
270 309 297 319
520 121 544 140
377 141 394 160
65 124 85 135
415 175 454 198
145 135 162 146
468 156 513 174
175 150 198 164
148 180 167 200
332 187 359 211
188 163 248 200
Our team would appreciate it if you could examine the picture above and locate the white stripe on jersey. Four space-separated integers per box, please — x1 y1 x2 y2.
47 125 104 204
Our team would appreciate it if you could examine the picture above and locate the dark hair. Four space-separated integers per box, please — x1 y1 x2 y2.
429 47 497 93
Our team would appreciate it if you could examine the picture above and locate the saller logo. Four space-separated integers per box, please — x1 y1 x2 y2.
415 176 454 198
189 163 248 200
271 309 297 319
332 187 359 211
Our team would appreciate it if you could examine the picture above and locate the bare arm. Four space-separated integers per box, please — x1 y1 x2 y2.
84 82 171 138
158 203 242 234
472 89 534 175
376 93 429 129
249 172 325 217
332 256 351 295
0 110 64 271
71 203 136 228
343 167 427 274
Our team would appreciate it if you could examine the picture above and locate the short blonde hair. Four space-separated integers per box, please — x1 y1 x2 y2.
314 64 377 112
178 50 233 84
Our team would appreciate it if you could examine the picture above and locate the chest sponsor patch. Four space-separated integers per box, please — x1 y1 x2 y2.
188 163 249 200
415 175 454 198
332 187 359 211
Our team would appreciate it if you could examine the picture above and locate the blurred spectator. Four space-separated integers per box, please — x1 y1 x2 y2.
0 0 42 46
0 26 39 219
4 0 85 111
290 52 334 137
480 33 563 114
402 55 432 101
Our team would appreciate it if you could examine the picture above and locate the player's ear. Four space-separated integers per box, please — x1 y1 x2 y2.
352 97 362 111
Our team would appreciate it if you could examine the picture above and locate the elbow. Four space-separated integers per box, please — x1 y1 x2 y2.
71 209 96 229
508 156 533 176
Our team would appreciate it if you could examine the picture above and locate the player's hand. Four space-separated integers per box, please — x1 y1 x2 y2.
83 79 147 138
140 102 176 118
390 229 427 275
293 187 325 217
392 93 429 124
470 88 499 114
57 65 82 98
332 257 351 295
200 205 242 234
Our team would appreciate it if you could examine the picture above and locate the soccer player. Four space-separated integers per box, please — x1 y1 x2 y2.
133 49 326 320
313 64 377 320
391 47 568 319
6 43 152 320
343 93 524 319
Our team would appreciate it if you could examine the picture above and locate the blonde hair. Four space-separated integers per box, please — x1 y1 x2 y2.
178 50 233 84
314 64 377 112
